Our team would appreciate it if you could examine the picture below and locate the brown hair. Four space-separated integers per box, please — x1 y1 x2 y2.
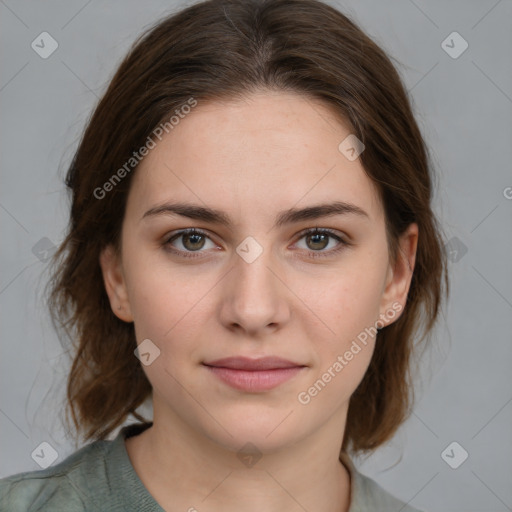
48 0 448 454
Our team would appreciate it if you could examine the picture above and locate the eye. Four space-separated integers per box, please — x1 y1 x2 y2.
163 227 350 260
164 228 218 258
293 227 349 258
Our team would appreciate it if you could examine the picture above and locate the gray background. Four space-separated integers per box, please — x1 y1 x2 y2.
1 1 511 511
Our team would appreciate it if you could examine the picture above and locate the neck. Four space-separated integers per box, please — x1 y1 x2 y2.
125 404 352 512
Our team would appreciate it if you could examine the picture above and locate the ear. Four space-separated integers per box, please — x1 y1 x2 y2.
378 223 418 327
99 244 134 322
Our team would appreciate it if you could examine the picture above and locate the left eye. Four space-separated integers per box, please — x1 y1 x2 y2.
294 228 344 252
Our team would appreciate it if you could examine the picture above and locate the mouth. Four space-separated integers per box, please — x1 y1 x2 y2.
202 356 307 392
203 356 305 371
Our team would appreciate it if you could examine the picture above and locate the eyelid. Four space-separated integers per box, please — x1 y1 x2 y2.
163 227 218 249
293 226 349 244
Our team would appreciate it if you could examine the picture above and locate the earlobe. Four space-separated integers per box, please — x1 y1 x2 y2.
99 245 134 322
379 223 418 327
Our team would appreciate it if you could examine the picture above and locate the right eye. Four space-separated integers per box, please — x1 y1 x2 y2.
163 228 220 258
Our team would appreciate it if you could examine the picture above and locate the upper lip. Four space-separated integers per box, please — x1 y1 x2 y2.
203 356 305 371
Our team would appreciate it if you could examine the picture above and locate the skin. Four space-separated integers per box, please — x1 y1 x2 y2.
100 90 418 512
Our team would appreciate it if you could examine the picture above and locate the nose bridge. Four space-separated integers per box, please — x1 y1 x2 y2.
233 237 278 304
221 236 288 332
236 249 273 293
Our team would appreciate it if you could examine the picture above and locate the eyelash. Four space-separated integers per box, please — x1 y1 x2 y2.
163 227 350 260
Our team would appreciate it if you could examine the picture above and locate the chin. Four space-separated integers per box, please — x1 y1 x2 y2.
195 407 309 455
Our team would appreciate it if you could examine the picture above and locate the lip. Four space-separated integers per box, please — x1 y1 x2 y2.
204 356 304 371
203 357 307 392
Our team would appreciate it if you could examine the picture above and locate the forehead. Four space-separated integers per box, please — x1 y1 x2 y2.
126 91 383 225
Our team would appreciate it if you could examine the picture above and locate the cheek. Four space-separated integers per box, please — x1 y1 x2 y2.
123 249 214 359
299 250 387 394
314 285 379 370
124 261 205 393
297 277 382 411
311 259 386 340
128 273 173 337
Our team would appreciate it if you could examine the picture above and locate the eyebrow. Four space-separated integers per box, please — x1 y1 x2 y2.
141 200 369 228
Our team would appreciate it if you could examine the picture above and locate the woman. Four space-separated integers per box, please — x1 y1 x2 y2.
0 0 448 510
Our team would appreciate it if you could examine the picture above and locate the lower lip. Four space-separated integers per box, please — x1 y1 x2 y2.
204 365 305 392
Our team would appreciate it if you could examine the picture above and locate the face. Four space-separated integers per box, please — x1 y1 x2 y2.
100 91 417 453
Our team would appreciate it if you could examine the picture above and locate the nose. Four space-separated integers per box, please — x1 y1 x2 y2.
218 240 291 336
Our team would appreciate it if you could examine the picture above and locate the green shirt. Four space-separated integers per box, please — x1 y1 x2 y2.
0 422 424 511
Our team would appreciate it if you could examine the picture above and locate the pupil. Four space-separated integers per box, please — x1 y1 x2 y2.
309 233 327 250
185 233 204 250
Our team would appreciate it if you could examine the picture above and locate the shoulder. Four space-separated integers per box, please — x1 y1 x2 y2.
352 470 425 512
341 452 427 512
0 439 111 512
